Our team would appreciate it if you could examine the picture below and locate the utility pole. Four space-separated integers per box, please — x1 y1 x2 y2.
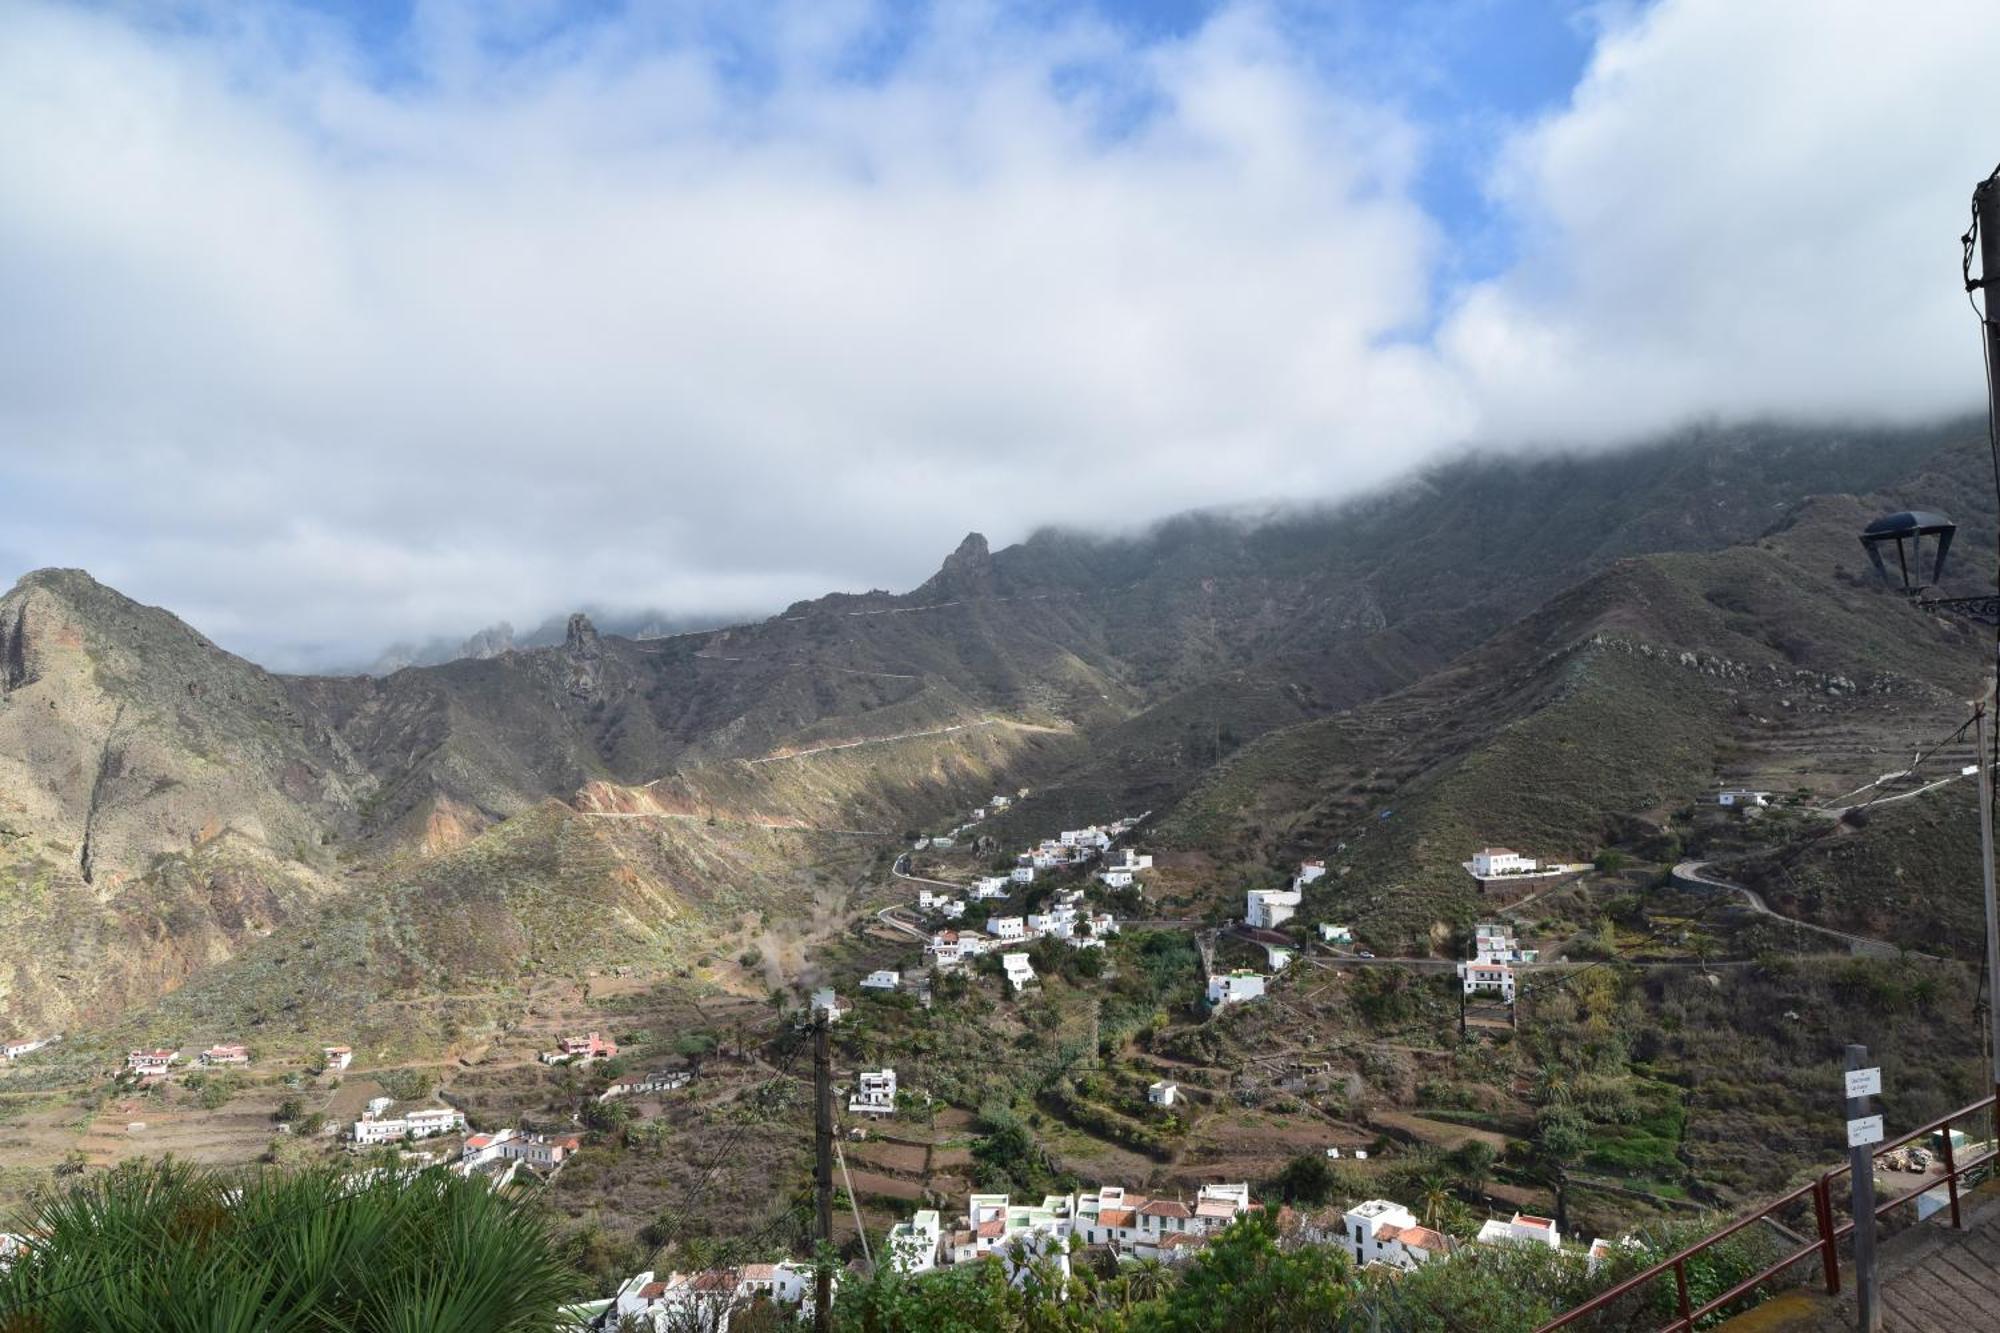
1844 1044 1882 1333
1978 703 2000 1142
1976 171 2000 1143
812 1017 835 1333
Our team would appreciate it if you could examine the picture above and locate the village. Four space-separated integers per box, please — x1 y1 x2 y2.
0 781 1864 1331
568 790 1646 1329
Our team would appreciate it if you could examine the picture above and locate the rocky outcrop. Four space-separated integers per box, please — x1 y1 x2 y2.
563 612 604 698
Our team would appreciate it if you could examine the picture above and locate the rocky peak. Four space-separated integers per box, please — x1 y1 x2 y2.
564 612 601 658
918 532 996 601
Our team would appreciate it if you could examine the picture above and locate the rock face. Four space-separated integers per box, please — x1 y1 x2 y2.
926 532 995 600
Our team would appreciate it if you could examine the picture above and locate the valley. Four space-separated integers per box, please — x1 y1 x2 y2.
3 420 1998 1325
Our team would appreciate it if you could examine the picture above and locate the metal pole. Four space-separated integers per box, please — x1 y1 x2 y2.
813 1018 835 1333
1846 1044 1880 1333
1979 705 2000 1122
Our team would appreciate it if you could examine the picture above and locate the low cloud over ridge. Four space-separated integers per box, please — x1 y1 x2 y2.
2 0 1996 668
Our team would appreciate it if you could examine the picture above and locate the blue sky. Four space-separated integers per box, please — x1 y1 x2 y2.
3 0 1996 667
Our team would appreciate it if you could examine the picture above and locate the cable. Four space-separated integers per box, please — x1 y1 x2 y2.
625 1036 812 1280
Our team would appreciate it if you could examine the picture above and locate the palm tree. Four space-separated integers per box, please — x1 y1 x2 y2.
1124 1255 1171 1304
1419 1179 1452 1229
0 1158 581 1331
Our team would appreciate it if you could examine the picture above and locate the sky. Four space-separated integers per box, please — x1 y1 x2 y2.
3 0 1999 670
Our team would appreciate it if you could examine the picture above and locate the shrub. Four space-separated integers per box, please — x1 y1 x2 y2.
0 1160 581 1329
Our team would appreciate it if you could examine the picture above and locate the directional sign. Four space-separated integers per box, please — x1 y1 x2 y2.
1845 1067 1882 1099
1848 1115 1884 1148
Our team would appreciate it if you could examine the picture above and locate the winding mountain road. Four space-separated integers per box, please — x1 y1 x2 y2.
1671 859 1936 961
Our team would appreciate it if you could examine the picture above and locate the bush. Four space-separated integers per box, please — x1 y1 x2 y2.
0 1160 581 1329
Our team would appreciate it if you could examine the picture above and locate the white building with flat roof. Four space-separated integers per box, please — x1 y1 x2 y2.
887 1210 942 1274
1246 887 1301 930
1470 848 1537 877
1001 953 1036 992
849 1069 897 1116
1148 1081 1178 1107
861 970 900 991
1207 971 1267 1006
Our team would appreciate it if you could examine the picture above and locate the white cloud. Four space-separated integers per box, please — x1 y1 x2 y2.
0 0 1460 667
4 0 2000 669
1441 0 2000 445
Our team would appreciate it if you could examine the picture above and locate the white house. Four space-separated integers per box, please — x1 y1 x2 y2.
1148 1081 1179 1108
3 1035 58 1061
912 837 931 850
1246 887 1302 930
931 836 956 849
1476 1212 1561 1250
1107 847 1154 872
887 1210 942 1274
1473 923 1539 964
990 916 1027 941
1206 971 1267 1006
974 877 1011 899
1319 923 1353 945
1297 860 1327 885
811 988 848 1024
1458 960 1516 1003
351 1102 466 1146
849 1069 897 1116
990 794 1013 810
321 1045 353 1072
599 1071 692 1101
861 970 901 991
1716 789 1772 808
126 1049 179 1077
1470 848 1537 877
927 931 966 968
1010 866 1036 884
1098 869 1134 889
1001 953 1037 992
613 1263 821 1332
459 1127 582 1173
1340 1199 1453 1272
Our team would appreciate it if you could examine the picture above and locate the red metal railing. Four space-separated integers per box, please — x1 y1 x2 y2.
1533 1091 1999 1333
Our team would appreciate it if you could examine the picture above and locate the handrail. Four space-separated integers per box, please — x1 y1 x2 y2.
1532 1092 1997 1332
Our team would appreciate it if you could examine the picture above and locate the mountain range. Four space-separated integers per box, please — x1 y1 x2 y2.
2 416 1993 1045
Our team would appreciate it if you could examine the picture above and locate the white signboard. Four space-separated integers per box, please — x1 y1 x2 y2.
1845 1067 1882 1099
1848 1115 1884 1148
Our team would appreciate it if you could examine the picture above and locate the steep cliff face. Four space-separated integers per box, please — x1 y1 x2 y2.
0 571 373 1032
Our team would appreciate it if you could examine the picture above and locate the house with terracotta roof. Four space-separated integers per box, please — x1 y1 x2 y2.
321 1045 352 1072
458 1127 582 1174
126 1049 179 1078
1477 1212 1561 1250
611 1261 821 1331
3 1034 58 1061
1339 1199 1453 1272
1457 959 1516 1003
539 1031 618 1066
